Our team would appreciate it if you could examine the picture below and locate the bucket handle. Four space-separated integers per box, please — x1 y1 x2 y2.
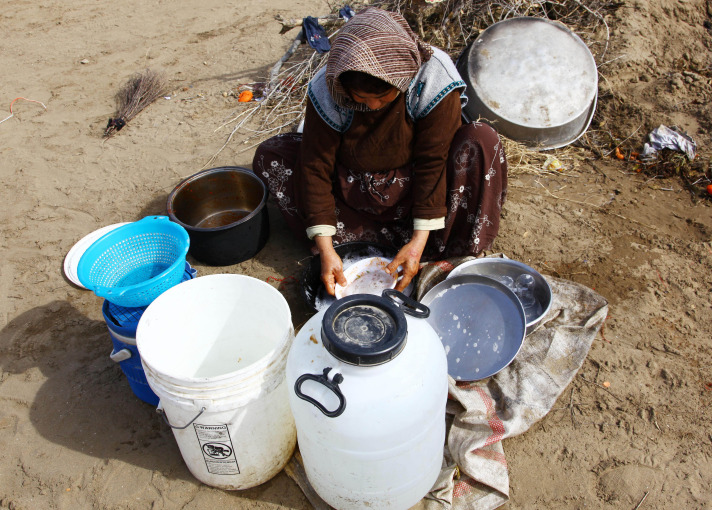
294 367 346 418
109 348 132 363
382 289 430 318
156 405 206 430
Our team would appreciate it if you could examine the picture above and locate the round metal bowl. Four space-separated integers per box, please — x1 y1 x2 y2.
457 17 598 150
167 167 269 266
448 258 552 334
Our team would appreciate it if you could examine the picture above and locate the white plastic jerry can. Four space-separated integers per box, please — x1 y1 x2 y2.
286 291 448 510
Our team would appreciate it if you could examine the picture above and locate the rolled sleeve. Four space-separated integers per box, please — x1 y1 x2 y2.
413 217 445 231
306 224 337 240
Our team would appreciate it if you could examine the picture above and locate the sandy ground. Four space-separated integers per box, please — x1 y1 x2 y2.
1 0 711 509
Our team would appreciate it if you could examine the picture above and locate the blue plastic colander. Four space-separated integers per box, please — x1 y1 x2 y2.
77 216 190 307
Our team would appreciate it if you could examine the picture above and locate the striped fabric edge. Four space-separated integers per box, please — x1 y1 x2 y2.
473 385 506 446
408 80 467 120
472 447 508 466
307 83 353 132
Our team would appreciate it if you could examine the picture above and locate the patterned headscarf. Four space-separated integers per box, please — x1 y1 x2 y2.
326 7 433 111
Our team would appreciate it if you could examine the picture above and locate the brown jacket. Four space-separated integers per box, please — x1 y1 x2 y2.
299 90 462 228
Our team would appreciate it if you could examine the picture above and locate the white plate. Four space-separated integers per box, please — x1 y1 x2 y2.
335 256 397 299
63 223 129 288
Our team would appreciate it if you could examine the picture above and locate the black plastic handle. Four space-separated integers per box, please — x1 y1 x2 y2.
294 367 346 418
382 289 430 318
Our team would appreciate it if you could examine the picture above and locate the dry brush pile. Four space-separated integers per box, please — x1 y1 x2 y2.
213 0 710 194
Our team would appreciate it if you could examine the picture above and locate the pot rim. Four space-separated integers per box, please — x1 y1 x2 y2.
447 258 552 330
166 166 268 232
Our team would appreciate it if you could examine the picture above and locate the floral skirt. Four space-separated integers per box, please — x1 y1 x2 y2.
252 121 508 260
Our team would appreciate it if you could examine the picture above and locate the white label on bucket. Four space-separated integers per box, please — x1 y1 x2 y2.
193 423 240 475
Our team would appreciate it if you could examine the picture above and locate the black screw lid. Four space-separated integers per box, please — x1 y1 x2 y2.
321 294 408 366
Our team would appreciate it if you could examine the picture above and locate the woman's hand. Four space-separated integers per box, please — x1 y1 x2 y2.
385 230 429 292
315 236 347 296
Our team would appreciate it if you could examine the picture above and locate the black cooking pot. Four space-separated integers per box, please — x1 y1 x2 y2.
167 166 269 266
300 242 398 312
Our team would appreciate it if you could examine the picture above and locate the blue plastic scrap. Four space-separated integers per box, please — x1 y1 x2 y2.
303 16 331 54
339 5 356 21
641 124 697 161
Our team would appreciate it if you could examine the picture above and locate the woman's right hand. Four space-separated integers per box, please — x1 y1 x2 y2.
315 236 347 296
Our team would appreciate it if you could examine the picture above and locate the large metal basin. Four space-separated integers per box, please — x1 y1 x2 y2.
457 17 598 149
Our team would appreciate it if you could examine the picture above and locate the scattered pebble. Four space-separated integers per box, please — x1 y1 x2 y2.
80 59 89 64
603 381 611 388
671 75 685 89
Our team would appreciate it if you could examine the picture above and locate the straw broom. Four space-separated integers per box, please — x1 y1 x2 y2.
104 69 167 137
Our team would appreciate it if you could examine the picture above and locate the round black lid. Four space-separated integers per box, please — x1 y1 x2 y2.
321 294 408 366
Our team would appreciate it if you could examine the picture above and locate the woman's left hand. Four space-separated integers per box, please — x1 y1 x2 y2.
385 230 430 292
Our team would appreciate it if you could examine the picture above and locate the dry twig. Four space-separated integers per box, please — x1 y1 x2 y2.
633 491 650 510
205 41 329 167
275 13 340 31
270 31 307 91
552 387 589 427
213 0 620 170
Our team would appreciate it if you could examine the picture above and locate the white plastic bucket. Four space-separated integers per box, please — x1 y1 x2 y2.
136 274 296 489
